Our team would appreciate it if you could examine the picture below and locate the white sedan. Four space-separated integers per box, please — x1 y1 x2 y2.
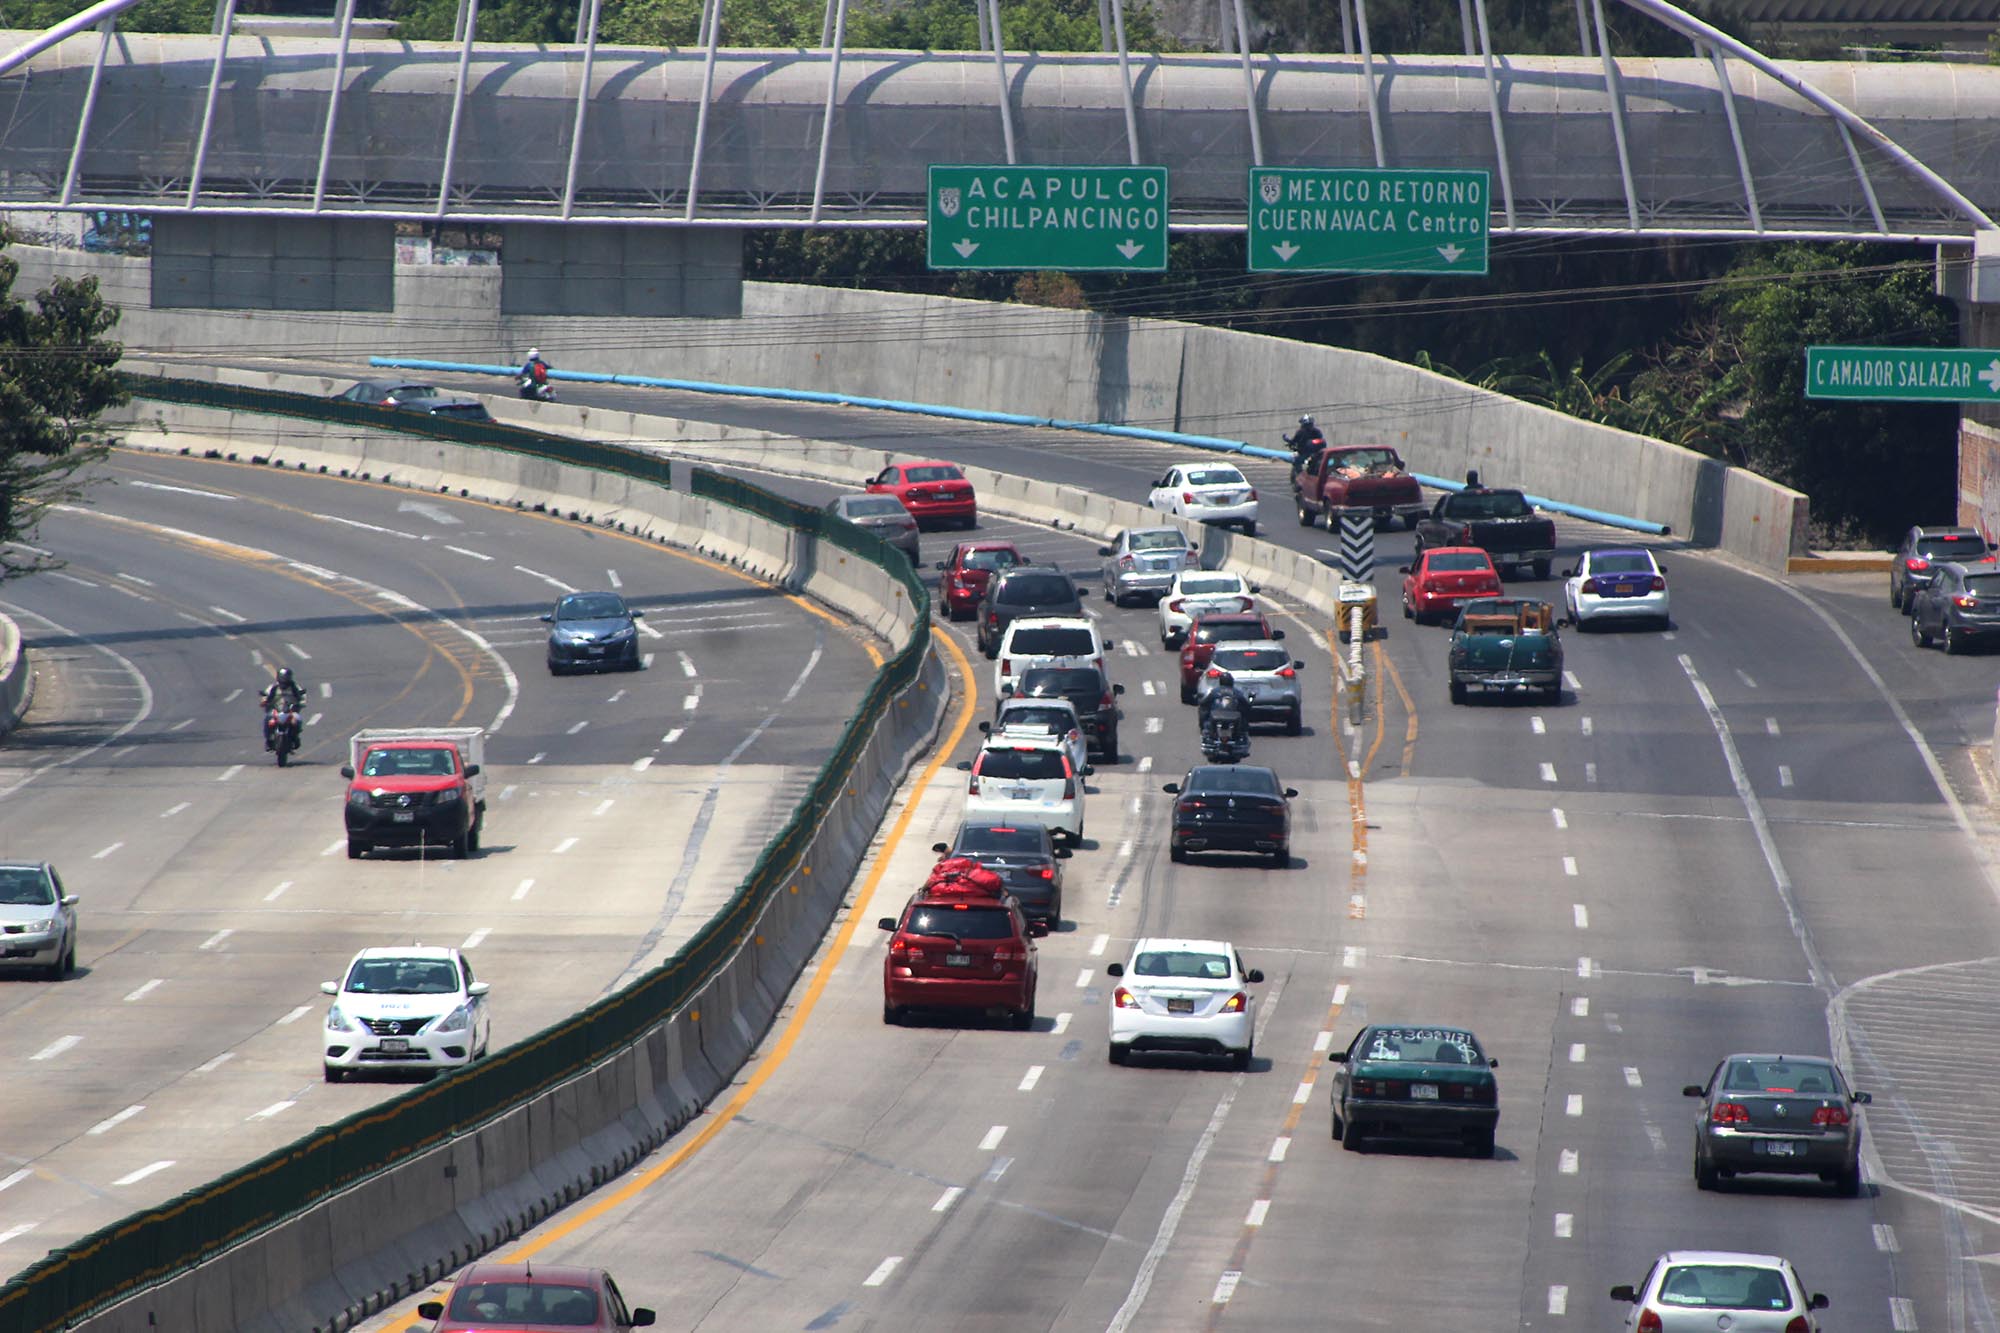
1148 463 1259 535
321 945 491 1082
1157 569 1259 647
1107 938 1265 1069
1562 547 1671 631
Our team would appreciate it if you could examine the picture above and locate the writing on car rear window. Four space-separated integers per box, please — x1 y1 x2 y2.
1364 1028 1483 1063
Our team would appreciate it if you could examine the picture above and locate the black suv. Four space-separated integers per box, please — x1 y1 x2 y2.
976 566 1083 657
1011 665 1123 760
1891 525 1992 610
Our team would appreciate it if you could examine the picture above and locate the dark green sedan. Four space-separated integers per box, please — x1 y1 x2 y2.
1329 1024 1500 1157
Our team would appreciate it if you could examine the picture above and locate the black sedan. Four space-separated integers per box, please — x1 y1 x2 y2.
333 377 439 406
1685 1053 1870 1195
1908 559 2000 654
543 592 644 674
932 820 1070 928
1329 1024 1500 1157
1162 765 1295 867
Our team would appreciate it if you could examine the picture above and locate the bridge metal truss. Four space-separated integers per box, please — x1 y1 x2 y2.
0 0 1994 242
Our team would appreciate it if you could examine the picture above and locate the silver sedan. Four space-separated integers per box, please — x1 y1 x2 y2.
1099 526 1196 606
827 493 921 562
0 861 79 980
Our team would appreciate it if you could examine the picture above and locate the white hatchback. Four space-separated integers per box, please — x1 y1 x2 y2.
1563 547 1671 630
995 616 1112 698
321 945 491 1082
1148 462 1259 535
1158 570 1260 647
1107 938 1264 1069
960 734 1086 844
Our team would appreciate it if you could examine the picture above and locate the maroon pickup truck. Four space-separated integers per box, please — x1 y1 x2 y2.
1293 445 1428 531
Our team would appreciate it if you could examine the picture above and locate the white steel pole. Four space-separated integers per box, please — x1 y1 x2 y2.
186 0 239 209
60 17 117 207
436 0 480 216
810 0 850 222
560 0 604 219
312 0 360 211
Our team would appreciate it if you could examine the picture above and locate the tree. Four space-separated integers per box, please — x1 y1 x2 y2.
0 238 126 581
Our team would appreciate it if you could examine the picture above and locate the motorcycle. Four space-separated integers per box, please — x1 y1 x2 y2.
267 707 303 767
1286 432 1325 480
1200 710 1251 765
518 375 556 403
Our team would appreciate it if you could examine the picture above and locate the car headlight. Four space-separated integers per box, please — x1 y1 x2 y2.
435 787 462 805
347 789 370 808
604 624 636 642
28 916 58 934
430 1004 473 1033
326 1004 355 1032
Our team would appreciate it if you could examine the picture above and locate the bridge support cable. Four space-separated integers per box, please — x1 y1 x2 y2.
1458 0 1475 56
312 0 359 212
1111 0 1141 166
986 0 1017 164
810 0 851 221
561 0 604 219
186 0 239 209
59 17 116 208
436 0 480 217
1353 0 1386 168
1704 44 1762 232
1232 0 1263 166
1470 0 1516 229
1592 0 1642 229
683 0 724 219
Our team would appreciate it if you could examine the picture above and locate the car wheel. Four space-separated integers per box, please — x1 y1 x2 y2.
1108 1043 1130 1065
1542 683 1561 705
1832 1165 1862 1197
1180 680 1197 704
1169 844 1187 864
1533 559 1551 580
1297 502 1314 528
1286 707 1302 736
1049 896 1063 929
1103 729 1120 761
1243 521 1258 537
452 830 472 859
1341 1117 1366 1152
1465 1128 1496 1158
1269 847 1289 868
1449 680 1468 705
1911 615 1933 648
1331 1109 1346 1140
346 840 367 859
1230 1043 1253 1072
467 820 482 856
1402 598 1414 620
59 938 75 979
1946 624 1963 655
883 1003 904 1026
324 1065 346 1084
1694 1153 1719 1190
1012 1000 1035 1032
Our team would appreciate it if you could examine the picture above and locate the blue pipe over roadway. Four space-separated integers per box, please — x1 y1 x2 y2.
372 356 1672 537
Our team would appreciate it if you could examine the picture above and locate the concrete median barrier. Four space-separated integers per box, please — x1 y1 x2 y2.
0 613 33 738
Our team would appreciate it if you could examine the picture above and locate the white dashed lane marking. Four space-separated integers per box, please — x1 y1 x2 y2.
514 879 534 901
1566 1094 1583 1116
0 1171 29 1194
1076 969 1093 988
160 802 189 818
125 980 163 1003
92 842 123 859
1268 1137 1291 1162
1548 1286 1568 1316
1573 904 1589 929
932 1187 963 1213
1580 716 1593 736
862 1256 901 1287
277 1005 313 1025
980 1126 1007 1151
553 837 578 854
1530 716 1545 735
1562 856 1577 877
1213 1272 1243 1304
1052 1013 1071 1035
1554 1213 1573 1238
246 1101 296 1122
1765 717 1780 735
1018 1066 1044 1092
1569 1043 1586 1063
1571 997 1589 1017
199 929 234 951
31 1035 80 1061
462 928 490 950
1089 934 1109 957
1624 1067 1643 1088
1559 1149 1580 1174
0 1223 37 1246
1539 762 1557 783
112 1161 175 1188
1779 765 1794 787
1874 1224 1899 1252
1552 807 1567 829
89 1105 145 1135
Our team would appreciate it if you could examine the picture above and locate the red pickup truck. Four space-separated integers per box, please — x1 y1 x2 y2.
1293 445 1428 531
340 728 487 859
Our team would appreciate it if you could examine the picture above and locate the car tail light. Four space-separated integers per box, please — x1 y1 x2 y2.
1119 556 1135 570
1955 595 1977 608
987 611 999 625
1169 598 1185 613
1206 667 1222 679
1638 1312 1663 1333
1247 487 1258 501
1353 1078 1382 1096
1100 691 1115 710
1221 992 1248 1013
994 945 1023 962
1000 657 1011 676
1181 645 1196 664
1581 577 1600 594
889 937 921 959
1113 986 1138 1008
1183 491 1196 504
1811 1105 1850 1127
1711 1102 1751 1125
968 769 981 794
1037 866 1055 879
1783 1318 1809 1333
1277 666 1296 678
1650 575 1666 591
1062 778 1077 799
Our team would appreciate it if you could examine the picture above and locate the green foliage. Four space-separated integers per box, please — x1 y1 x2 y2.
1248 0 1726 56
0 240 124 579
3 0 214 32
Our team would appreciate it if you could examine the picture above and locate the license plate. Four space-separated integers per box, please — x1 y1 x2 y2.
392 811 416 823
1613 583 1636 595
1411 1083 1440 1100
1168 998 1195 1014
945 954 971 967
1764 1140 1799 1157
1009 787 1033 799
381 1037 409 1052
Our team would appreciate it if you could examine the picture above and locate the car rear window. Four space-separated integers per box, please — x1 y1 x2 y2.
1021 668 1102 695
956 826 1046 855
961 548 1019 571
998 705 1074 732
1132 950 1232 980
1211 647 1289 672
1361 1027 1484 1063
1008 627 1096 656
844 496 907 518
1719 1058 1838 1094
1194 619 1265 644
0 867 54 905
977 748 1068 780
1181 576 1244 596
1589 552 1654 575
1448 491 1532 519
1428 553 1492 573
1129 530 1188 551
1655 1264 1791 1312
1187 767 1283 796
997 574 1075 603
1336 449 1400 470
906 465 964 483
1187 468 1245 487
906 904 1016 939
446 1280 600 1325
1966 573 2000 596
428 402 489 419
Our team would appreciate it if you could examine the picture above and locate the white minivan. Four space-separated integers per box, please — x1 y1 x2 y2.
994 616 1113 698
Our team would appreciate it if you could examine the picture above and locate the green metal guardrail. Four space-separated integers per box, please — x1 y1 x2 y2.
0 383 929 1333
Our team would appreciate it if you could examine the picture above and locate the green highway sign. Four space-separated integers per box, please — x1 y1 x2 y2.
927 165 1168 272
1247 168 1490 275
1805 345 2000 401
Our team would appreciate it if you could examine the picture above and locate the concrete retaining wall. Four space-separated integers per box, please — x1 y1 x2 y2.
78 401 946 1333
0 614 32 737
16 245 1808 568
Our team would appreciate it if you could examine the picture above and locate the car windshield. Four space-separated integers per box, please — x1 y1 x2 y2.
360 747 458 778
1919 534 1986 558
961 547 1019 571
998 574 1075 603
998 705 1075 734
1656 1264 1793 1312
977 748 1068 780
1128 530 1188 551
558 594 627 621
1428 553 1492 573
1009 627 1096 655
906 465 963 483
1181 576 1244 596
906 904 1016 939
1966 574 2000 596
446 1281 600 1326
1187 468 1245 487
1132 950 1232 980
1588 552 1654 575
1211 648 1289 672
1362 1027 1484 1063
345 958 461 995
1021 669 1101 696
1719 1058 1839 1094
1449 491 1533 519
843 496 907 518
0 867 54 906
1187 767 1283 796
956 826 1046 855
1194 619 1264 644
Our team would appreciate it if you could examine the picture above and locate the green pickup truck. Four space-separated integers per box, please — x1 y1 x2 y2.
1447 598 1563 704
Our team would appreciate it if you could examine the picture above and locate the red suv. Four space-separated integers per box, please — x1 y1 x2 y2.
1178 611 1282 703
935 540 1024 621
416 1261 655 1330
879 860 1039 1028
867 459 977 529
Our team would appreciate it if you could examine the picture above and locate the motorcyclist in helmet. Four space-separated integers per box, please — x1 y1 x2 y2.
519 347 553 401
1285 414 1325 460
1198 669 1250 749
260 666 307 751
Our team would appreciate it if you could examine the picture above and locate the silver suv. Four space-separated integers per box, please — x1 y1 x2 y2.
1194 640 1305 734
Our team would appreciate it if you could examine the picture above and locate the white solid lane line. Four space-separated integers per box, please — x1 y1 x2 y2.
125 980 163 1003
446 545 493 561
862 1258 901 1288
31 1035 81 1061
112 1161 177 1187
980 1126 1007 1151
92 841 123 859
199 929 234 951
246 1101 296 1121
277 1005 313 1025
89 1105 146 1135
462 928 490 950
1019 1066 1044 1092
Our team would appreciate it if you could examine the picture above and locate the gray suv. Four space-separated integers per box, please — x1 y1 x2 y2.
1891 525 1991 610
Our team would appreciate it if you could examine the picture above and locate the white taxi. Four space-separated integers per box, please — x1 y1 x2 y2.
1107 937 1265 1070
321 945 491 1082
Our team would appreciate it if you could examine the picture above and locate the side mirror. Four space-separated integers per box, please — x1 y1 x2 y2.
539 613 554 622
1245 968 1265 983
1657 562 1668 573
1326 1051 1349 1063
1113 683 1126 695
1029 921 1050 937
1283 787 1299 798
463 764 481 778
1561 568 1575 578
468 981 491 996
1292 660 1305 670
978 721 992 734
339 765 355 779
632 1311 657 1328
956 760 973 771
931 841 950 854
1488 1057 1500 1068
1271 629 1285 640
1001 684 1015 696
418 1304 445 1321
935 561 948 570
1399 565 1412 575
630 608 644 618
877 917 897 931
320 981 338 995
1608 1285 1637 1304
1054 847 1073 859
1104 639 1118 651
1809 1294 1830 1311
1083 765 1096 777
1681 1085 1705 1097
1097 546 1113 557
1852 1090 1873 1105
1250 584 1262 593
1105 962 1125 977
1162 782 1181 794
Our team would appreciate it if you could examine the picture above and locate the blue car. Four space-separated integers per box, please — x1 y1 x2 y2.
543 592 644 674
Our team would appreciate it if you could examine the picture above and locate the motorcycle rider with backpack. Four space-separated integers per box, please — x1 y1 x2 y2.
260 666 307 752
519 348 555 401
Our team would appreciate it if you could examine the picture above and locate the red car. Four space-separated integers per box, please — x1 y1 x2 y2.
935 540 1024 621
417 1262 654 1331
879 860 1039 1028
1402 546 1504 625
1178 611 1282 703
867 459 977 529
